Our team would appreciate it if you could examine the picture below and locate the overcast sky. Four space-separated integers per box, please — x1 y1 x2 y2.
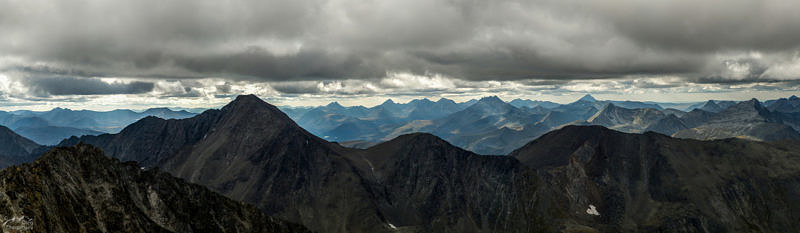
1 0 799 110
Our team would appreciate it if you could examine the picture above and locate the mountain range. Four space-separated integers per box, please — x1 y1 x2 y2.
0 107 196 145
282 94 800 154
42 94 800 233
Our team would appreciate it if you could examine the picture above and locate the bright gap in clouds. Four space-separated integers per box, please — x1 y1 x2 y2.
0 71 798 111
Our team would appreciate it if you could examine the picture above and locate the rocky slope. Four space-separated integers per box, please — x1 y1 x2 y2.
352 133 551 233
511 125 800 232
0 144 311 233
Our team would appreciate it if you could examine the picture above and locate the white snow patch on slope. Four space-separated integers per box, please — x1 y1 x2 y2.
586 204 600 216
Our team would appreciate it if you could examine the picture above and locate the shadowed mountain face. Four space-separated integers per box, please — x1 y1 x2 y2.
510 125 800 232
0 144 311 233
353 133 552 233
60 95 800 233
0 126 42 168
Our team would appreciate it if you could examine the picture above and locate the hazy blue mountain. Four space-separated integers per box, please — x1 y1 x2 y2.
674 99 800 141
405 98 463 120
549 96 601 121
0 107 197 146
0 113 50 129
608 100 662 110
690 100 738 112
508 98 560 109
577 94 597 102
654 101 703 111
14 125 103 145
457 98 478 109
386 96 550 154
288 97 473 142
587 103 667 133
767 95 800 113
9 107 196 133
278 106 313 119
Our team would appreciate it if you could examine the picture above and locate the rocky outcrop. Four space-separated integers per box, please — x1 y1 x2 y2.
0 144 311 233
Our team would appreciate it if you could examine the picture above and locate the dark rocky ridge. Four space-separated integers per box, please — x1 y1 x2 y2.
0 144 312 233
511 125 800 232
352 133 552 232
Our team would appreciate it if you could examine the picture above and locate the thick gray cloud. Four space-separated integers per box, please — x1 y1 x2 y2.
0 0 799 86
22 77 154 96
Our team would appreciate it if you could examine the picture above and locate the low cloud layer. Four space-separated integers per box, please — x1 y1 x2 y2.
0 0 799 108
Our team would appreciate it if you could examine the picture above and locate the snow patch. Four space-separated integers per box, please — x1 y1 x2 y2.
388 223 398 229
586 204 600 216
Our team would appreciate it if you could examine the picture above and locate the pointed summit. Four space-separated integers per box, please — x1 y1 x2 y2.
478 96 505 104
326 101 344 108
790 95 799 101
222 94 272 112
381 99 396 105
699 100 722 112
577 94 597 102
436 97 456 104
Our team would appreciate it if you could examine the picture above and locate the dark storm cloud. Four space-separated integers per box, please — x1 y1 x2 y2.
1 0 799 85
22 77 154 96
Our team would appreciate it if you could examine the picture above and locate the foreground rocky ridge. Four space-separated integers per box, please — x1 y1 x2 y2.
0 144 312 233
59 95 800 233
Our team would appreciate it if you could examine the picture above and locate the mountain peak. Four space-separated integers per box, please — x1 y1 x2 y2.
409 98 434 105
226 94 268 108
436 97 456 104
790 95 798 101
382 99 396 105
478 96 504 104
326 101 344 108
577 94 597 102
221 94 287 118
